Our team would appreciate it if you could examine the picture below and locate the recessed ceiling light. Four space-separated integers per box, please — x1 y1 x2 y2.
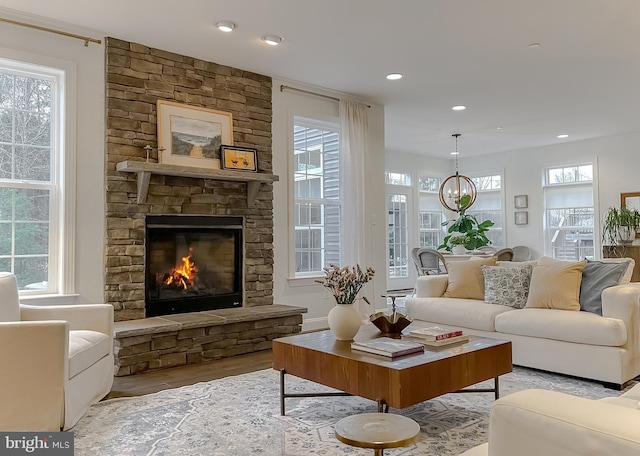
262 35 283 46
497 126 503 131
452 105 466 111
557 134 569 139
215 21 237 32
386 73 403 80
528 42 541 48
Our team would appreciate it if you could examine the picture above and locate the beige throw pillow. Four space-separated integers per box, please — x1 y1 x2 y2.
444 256 497 300
524 256 587 311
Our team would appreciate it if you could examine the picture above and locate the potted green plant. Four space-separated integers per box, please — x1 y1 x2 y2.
602 205 640 246
438 195 495 252
447 234 469 255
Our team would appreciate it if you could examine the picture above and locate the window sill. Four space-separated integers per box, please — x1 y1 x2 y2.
19 294 81 306
286 276 323 288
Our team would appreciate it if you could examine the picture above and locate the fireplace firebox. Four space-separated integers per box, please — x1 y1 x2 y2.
145 215 243 317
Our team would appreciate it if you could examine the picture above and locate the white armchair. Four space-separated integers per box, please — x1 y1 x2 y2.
460 386 640 456
0 272 114 431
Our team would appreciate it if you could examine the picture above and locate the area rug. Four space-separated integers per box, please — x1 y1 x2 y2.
73 367 634 456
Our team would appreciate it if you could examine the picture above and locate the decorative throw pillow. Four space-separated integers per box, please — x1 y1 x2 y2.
443 256 497 300
579 260 630 315
595 258 635 284
481 264 533 308
524 257 587 311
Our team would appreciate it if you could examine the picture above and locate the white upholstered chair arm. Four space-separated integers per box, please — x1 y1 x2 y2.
20 303 114 336
602 285 640 352
415 274 449 298
485 389 640 456
0 321 68 431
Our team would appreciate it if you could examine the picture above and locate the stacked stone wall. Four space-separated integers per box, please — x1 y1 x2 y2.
104 37 274 321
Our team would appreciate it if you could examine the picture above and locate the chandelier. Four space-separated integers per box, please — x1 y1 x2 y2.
438 133 477 212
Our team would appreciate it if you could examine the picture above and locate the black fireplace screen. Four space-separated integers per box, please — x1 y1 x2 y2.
145 215 243 317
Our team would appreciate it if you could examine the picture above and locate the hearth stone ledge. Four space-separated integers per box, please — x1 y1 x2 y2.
113 304 307 376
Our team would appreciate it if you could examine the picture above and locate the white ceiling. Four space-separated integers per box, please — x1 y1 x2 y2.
2 0 640 158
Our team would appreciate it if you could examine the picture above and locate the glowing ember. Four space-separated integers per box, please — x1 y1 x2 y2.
164 248 198 289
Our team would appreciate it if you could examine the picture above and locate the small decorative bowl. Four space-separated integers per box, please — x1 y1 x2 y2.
370 311 412 335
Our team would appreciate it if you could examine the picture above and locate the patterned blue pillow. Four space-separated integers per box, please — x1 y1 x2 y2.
481 264 533 308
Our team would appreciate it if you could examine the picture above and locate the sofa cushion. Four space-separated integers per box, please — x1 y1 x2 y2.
524 257 587 311
482 264 533 309
443 256 497 300
405 297 514 331
580 260 630 315
495 308 627 346
68 330 111 379
496 259 538 268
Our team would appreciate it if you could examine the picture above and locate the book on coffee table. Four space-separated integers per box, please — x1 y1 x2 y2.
415 334 469 346
351 337 424 358
408 326 463 341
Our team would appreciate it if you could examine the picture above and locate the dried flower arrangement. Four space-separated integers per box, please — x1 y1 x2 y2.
315 264 376 304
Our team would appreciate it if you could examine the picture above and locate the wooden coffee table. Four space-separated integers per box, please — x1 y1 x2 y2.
272 324 512 415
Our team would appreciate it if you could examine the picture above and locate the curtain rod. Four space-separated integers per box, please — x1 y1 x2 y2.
0 17 102 47
279 84 371 108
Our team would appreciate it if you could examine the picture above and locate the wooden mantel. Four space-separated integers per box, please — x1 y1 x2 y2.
116 160 279 206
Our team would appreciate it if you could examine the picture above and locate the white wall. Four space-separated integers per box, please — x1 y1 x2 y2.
0 10 105 304
272 79 387 331
385 132 640 260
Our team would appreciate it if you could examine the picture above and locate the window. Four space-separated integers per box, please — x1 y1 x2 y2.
418 176 444 249
385 171 412 186
387 193 409 278
544 163 594 260
293 118 340 276
467 174 504 247
0 60 64 293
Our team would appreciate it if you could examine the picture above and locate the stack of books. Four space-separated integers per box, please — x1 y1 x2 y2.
350 337 425 358
406 326 469 346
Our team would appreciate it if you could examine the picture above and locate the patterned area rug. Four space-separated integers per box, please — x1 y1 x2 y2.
73 367 633 456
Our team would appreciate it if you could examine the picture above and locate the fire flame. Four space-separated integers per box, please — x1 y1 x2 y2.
164 248 198 289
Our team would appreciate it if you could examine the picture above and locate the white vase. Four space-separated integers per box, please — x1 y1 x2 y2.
452 244 466 255
327 303 362 341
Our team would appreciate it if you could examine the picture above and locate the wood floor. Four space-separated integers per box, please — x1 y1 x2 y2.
105 350 273 400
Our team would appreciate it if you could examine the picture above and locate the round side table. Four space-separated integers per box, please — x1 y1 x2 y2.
334 412 420 455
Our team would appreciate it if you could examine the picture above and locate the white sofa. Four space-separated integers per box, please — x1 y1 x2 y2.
405 258 640 387
460 384 640 455
0 272 114 430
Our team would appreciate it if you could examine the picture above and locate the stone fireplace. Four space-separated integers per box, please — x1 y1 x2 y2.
104 36 277 322
104 37 305 375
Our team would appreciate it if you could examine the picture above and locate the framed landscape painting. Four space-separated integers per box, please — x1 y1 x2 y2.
157 100 233 169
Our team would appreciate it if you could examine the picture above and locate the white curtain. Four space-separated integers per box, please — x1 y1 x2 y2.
339 100 368 266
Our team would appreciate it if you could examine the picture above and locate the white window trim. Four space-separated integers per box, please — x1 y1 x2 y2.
288 114 340 281
0 48 77 296
466 169 505 247
542 161 597 259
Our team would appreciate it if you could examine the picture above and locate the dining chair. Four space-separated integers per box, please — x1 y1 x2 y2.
512 245 532 262
494 247 515 261
411 247 448 275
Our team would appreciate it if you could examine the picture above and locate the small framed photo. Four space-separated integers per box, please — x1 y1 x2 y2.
220 145 258 172
515 211 528 225
514 194 528 209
